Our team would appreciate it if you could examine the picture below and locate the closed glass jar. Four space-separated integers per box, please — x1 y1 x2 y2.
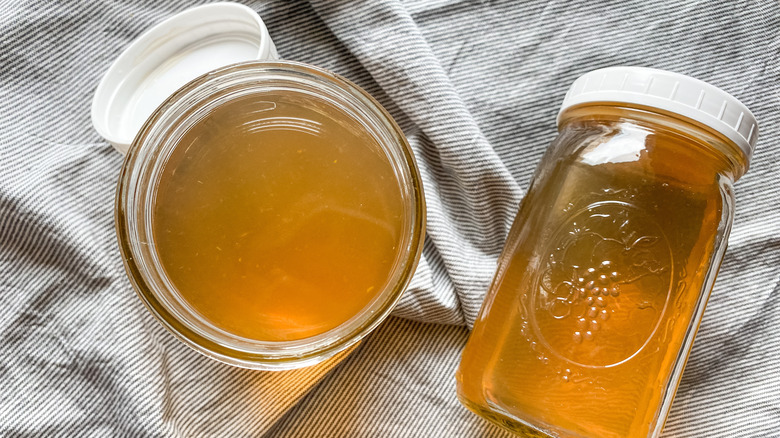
116 61 425 370
456 67 757 437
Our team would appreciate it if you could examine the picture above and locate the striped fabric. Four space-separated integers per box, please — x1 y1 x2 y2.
1 0 778 437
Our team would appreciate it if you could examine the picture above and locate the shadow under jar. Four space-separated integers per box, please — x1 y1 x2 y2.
116 61 425 370
456 67 758 438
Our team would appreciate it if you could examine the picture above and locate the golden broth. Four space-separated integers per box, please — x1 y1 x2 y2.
152 92 404 342
457 119 726 437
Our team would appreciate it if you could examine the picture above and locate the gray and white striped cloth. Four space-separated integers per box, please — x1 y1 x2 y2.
2 1 778 436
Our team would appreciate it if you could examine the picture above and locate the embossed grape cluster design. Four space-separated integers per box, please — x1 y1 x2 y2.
542 208 668 346
567 260 620 344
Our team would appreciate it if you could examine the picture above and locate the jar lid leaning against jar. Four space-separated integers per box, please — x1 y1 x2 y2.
457 67 758 438
92 3 426 370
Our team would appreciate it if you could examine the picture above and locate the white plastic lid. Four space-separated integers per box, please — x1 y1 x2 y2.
557 66 758 162
91 2 278 153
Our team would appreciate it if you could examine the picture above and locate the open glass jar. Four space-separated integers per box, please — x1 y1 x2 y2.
456 67 757 437
116 61 425 370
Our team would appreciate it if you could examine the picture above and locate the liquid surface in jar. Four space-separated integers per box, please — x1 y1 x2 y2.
457 120 726 437
153 92 404 342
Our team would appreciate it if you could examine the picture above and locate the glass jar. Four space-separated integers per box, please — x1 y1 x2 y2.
456 67 758 437
116 61 425 370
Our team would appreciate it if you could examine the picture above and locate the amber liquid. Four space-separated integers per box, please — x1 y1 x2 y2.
153 92 404 342
457 119 729 437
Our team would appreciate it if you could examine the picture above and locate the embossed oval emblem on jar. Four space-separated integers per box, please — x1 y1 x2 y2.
531 201 672 368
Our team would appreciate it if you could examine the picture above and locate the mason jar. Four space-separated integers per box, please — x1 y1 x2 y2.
456 67 757 437
115 61 425 370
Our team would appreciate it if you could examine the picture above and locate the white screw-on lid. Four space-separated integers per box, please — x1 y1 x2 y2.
557 66 759 162
91 2 278 154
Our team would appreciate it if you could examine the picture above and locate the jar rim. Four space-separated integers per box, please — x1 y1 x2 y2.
115 60 426 370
